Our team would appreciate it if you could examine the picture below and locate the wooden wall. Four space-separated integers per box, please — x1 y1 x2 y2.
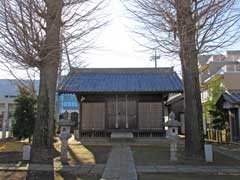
78 93 165 131
81 102 105 130
138 102 163 129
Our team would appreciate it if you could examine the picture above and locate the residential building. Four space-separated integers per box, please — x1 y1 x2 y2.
168 50 240 137
0 80 23 138
0 79 78 139
199 51 240 102
57 94 79 114
199 51 240 141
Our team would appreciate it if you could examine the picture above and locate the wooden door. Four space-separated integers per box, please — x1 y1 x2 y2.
118 100 126 129
127 100 137 129
107 96 137 130
107 99 116 129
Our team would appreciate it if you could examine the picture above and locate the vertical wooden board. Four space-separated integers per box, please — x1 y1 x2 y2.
118 101 126 128
138 102 163 129
138 103 150 129
150 102 163 129
82 102 105 130
127 100 137 129
107 99 116 129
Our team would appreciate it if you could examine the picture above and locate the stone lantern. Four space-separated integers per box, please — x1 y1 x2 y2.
58 111 74 163
165 111 181 139
164 112 181 161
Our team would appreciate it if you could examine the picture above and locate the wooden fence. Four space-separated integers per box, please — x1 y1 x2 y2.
206 129 230 143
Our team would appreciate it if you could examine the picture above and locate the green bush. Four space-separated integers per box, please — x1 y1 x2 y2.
12 91 36 142
203 76 227 130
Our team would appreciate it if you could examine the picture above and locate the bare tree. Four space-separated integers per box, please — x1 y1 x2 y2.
125 0 240 159
0 0 107 162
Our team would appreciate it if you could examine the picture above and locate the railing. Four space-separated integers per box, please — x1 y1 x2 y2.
133 130 166 138
79 130 111 138
78 129 166 138
206 129 230 143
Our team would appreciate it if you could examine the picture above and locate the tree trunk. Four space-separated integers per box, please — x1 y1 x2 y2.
30 0 63 163
176 0 204 159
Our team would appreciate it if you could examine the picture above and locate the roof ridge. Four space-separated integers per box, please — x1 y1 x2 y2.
71 67 174 74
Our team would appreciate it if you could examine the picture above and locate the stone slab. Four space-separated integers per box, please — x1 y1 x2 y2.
101 145 137 180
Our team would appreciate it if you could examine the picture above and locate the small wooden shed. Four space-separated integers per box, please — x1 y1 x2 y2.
58 68 183 137
216 90 240 142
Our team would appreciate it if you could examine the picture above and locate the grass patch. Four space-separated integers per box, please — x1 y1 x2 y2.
55 171 100 180
213 151 240 165
54 143 111 165
0 139 26 152
0 139 27 163
0 171 27 180
131 144 171 165
132 144 240 165
139 173 240 180
0 171 99 180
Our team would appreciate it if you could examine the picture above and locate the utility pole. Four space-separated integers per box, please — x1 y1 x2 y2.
150 50 160 68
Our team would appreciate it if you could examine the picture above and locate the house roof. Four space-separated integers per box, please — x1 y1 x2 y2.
166 93 184 105
222 90 240 104
216 90 240 107
0 79 39 99
58 68 183 94
0 79 19 98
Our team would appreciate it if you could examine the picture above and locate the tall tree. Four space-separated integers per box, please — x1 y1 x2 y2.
125 0 240 159
0 0 106 162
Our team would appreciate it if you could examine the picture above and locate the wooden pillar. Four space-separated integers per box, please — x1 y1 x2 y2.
125 94 128 128
136 96 139 130
228 110 233 142
115 95 119 128
105 99 108 130
79 101 82 131
77 101 80 129
238 107 240 140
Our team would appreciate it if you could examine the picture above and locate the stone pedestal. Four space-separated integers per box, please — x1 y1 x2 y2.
60 136 69 163
22 144 31 161
58 111 74 164
170 142 177 161
74 129 79 139
204 144 213 162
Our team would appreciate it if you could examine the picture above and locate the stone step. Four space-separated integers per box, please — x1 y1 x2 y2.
111 132 134 140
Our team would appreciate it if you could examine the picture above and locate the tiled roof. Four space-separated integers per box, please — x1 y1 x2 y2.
222 90 240 104
59 68 183 94
0 79 39 98
166 93 184 105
